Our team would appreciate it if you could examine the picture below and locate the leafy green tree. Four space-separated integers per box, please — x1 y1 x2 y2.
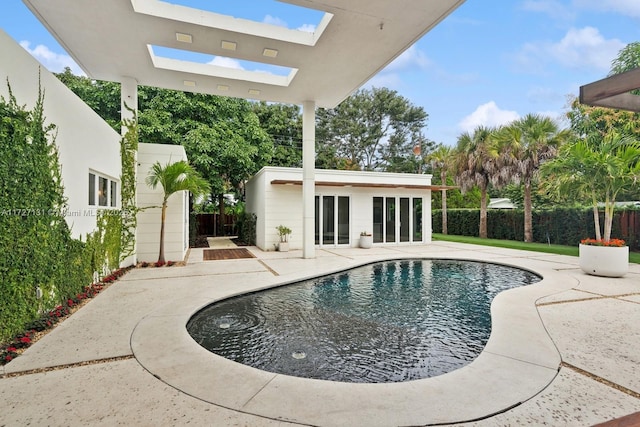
253 101 302 167
540 132 640 242
316 87 428 171
145 160 210 263
54 72 275 210
609 42 640 75
494 114 570 242
56 68 121 130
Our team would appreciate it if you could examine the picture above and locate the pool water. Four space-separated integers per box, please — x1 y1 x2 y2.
187 259 541 383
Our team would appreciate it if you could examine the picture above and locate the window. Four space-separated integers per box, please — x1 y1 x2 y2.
413 198 423 241
110 181 117 207
99 177 108 206
88 173 96 205
88 171 118 208
373 197 383 243
315 195 350 246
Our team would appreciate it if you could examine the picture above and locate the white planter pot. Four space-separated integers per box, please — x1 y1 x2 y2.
278 242 289 252
579 244 628 277
359 235 373 249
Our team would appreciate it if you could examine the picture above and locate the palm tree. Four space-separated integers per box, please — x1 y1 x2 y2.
454 126 501 238
540 132 640 242
427 144 452 234
495 114 569 242
146 160 210 263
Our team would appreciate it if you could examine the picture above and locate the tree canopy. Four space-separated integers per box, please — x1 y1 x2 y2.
55 69 273 204
316 87 431 172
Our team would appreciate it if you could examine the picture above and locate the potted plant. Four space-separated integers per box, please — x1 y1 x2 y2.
541 132 640 277
359 231 373 249
578 238 628 277
276 225 291 252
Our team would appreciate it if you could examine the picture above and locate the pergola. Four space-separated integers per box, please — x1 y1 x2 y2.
580 68 640 112
23 0 466 258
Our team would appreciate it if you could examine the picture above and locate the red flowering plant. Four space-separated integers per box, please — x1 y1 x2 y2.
0 266 132 366
580 238 626 247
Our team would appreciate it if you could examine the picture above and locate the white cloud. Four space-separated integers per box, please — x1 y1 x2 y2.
526 86 565 104
522 0 576 20
385 45 431 72
573 0 640 18
459 101 520 133
514 26 624 72
297 24 316 33
19 41 84 75
552 27 624 69
263 14 287 27
208 56 244 70
262 15 314 32
525 0 640 19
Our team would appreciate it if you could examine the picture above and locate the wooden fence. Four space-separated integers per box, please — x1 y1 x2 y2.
195 213 237 236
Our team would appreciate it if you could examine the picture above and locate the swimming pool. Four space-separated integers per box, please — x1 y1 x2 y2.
187 259 541 383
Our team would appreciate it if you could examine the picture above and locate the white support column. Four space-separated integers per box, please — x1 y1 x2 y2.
120 77 138 266
120 77 138 132
302 101 316 259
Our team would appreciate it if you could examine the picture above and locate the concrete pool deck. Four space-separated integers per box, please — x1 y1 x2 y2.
1 241 639 426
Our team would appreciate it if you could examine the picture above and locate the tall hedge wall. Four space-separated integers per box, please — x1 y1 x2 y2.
432 207 640 250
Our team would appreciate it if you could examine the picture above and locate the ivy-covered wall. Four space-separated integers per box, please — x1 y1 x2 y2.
0 87 91 341
0 84 136 342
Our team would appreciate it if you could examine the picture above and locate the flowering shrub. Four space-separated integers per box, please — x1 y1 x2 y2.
139 260 175 268
580 238 626 247
0 266 131 365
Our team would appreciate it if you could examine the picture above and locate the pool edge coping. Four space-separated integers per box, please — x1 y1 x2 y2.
130 254 572 426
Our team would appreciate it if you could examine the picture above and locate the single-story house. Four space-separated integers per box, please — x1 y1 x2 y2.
488 198 516 209
246 167 443 250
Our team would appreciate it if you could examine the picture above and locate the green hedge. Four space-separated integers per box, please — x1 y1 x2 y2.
432 207 640 250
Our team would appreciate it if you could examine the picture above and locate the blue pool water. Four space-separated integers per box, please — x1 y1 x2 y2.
187 259 541 383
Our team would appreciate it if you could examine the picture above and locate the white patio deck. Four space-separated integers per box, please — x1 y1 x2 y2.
1 241 638 426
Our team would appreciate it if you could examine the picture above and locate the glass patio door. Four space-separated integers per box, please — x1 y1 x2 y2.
315 195 350 246
373 196 423 244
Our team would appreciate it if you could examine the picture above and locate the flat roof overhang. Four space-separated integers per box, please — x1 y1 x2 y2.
22 0 466 108
579 68 640 112
271 179 457 191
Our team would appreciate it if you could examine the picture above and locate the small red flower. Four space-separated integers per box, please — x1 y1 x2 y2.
19 336 31 344
7 346 16 352
5 355 12 362
581 238 626 247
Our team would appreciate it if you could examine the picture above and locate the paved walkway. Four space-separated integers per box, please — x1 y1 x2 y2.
1 241 639 426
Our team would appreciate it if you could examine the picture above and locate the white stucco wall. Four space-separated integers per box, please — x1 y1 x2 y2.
0 29 121 239
246 167 433 250
136 143 189 263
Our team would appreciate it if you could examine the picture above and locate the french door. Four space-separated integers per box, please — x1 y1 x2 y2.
315 195 350 246
373 196 423 244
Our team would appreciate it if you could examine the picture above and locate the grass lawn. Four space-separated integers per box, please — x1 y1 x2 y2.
432 233 640 265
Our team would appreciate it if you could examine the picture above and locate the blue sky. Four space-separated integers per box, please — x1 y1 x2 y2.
2 1 639 147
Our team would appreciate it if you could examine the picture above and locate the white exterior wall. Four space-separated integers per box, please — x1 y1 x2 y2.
136 143 189 262
0 30 121 238
246 167 433 250
245 169 267 249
